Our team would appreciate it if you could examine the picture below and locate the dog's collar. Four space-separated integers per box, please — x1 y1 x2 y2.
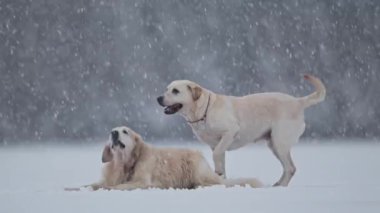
187 94 211 124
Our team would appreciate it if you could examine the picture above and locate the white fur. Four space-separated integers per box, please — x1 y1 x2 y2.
159 75 326 186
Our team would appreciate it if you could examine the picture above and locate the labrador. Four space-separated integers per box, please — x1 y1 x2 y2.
157 74 326 186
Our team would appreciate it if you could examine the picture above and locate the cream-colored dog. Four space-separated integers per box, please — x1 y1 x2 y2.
66 126 262 191
157 75 326 186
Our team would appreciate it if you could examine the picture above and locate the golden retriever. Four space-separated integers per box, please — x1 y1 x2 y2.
65 126 262 191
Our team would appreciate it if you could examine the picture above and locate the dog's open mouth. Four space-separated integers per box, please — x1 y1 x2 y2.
164 103 183 114
112 140 125 149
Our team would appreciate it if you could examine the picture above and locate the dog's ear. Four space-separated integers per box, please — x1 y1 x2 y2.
187 85 202 101
122 131 144 180
101 144 113 163
131 132 144 161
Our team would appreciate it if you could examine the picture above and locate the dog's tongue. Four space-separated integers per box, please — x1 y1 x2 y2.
164 106 174 114
164 103 182 114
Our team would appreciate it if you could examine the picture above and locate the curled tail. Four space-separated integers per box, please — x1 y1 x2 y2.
299 74 326 108
221 178 263 188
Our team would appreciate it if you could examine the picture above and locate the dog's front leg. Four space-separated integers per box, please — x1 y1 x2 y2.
213 128 238 177
213 152 225 178
107 181 150 191
88 183 104 191
64 182 103 191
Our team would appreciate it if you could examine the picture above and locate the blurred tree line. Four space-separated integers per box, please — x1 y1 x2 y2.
0 0 379 143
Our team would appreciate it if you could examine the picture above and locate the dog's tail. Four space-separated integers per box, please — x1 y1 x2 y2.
298 74 326 108
221 177 263 188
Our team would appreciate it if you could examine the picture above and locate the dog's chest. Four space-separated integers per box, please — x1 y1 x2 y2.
191 124 222 147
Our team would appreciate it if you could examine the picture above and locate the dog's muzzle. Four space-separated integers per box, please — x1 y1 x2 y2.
157 96 183 114
157 96 165 106
111 130 125 148
111 130 118 142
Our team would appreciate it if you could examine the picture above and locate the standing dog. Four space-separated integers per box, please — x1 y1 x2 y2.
157 75 326 186
66 126 262 191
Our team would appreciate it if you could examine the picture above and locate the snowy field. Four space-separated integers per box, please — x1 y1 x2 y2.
0 141 379 213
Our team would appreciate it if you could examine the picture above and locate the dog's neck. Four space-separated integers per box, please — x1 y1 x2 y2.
108 158 136 184
123 139 145 181
183 91 213 124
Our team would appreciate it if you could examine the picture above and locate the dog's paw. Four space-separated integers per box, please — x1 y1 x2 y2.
272 181 288 187
215 171 226 178
99 186 113 191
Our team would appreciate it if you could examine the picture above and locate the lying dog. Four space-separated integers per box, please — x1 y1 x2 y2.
65 126 262 191
157 75 326 186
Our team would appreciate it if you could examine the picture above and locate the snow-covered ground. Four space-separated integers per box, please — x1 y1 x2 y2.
0 141 379 213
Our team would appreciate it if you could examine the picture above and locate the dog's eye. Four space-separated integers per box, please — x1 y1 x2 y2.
172 88 179 95
122 130 128 135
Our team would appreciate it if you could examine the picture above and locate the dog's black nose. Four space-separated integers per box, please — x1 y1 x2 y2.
111 130 118 142
157 96 164 106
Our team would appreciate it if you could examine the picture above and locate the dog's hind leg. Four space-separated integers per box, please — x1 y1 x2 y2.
269 121 304 186
193 156 224 188
269 145 296 187
197 176 221 188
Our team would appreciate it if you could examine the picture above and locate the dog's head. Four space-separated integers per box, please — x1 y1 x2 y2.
157 80 203 115
101 126 143 164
